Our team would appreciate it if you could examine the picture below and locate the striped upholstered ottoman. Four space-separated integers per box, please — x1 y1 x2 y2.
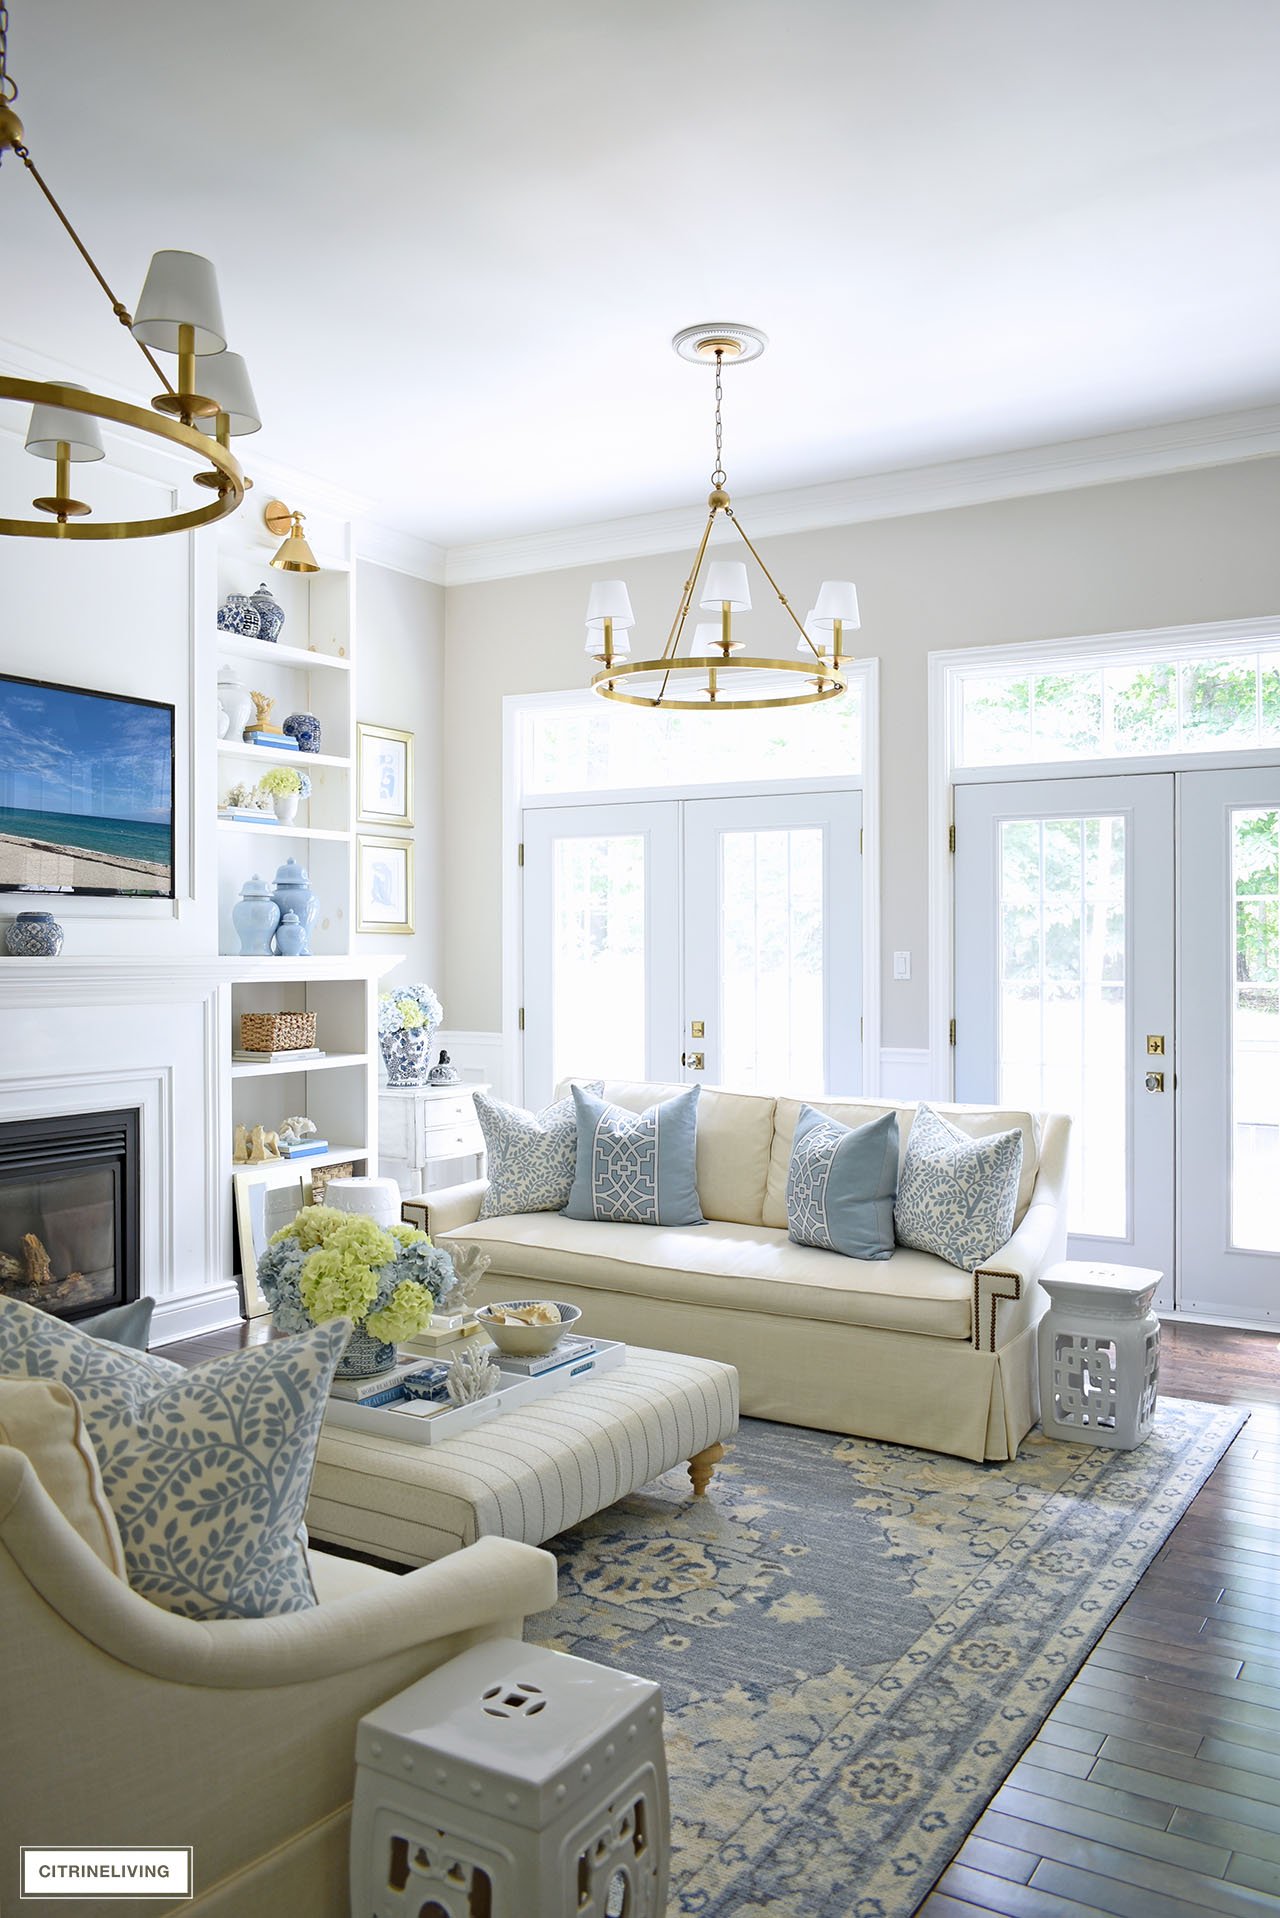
307 1346 740 1567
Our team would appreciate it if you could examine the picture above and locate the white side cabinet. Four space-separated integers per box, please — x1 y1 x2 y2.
379 1084 489 1194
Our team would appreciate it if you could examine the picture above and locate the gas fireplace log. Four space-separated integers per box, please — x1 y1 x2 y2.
20 1235 54 1289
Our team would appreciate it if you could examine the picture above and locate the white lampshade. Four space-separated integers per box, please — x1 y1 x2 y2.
195 351 261 435
810 579 861 631
584 580 635 630
24 383 105 462
131 250 227 355
692 622 724 651
797 610 825 655
700 560 751 612
585 621 631 659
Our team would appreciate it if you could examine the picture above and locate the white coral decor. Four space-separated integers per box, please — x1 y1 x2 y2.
446 1343 499 1404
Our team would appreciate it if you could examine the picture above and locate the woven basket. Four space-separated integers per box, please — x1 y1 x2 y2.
239 1010 317 1052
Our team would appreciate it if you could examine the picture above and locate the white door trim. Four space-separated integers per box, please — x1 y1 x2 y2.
503 661 880 1105
929 613 1280 1104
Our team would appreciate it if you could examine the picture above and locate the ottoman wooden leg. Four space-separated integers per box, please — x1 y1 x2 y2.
688 1442 726 1496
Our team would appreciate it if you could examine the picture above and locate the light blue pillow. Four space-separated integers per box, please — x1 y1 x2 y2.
0 1296 348 1620
477 1081 604 1219
79 1296 155 1351
564 1083 704 1227
786 1106 899 1260
894 1104 1024 1271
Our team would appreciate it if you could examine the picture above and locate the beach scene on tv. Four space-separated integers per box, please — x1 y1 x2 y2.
0 675 174 897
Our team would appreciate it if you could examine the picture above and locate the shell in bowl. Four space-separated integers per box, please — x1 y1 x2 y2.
477 1299 582 1358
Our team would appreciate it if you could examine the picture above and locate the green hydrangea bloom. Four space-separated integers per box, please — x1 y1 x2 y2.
299 1245 381 1323
366 1279 435 1343
389 1221 430 1249
328 1216 397 1268
269 1204 349 1252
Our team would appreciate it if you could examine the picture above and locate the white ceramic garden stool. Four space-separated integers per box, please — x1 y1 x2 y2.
1037 1261 1162 1448
324 1175 403 1231
351 1637 668 1918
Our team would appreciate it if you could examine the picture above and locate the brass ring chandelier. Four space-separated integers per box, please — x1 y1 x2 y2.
585 324 860 712
0 2 254 541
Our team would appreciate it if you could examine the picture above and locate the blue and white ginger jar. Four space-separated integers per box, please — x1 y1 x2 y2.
248 581 286 644
217 593 261 638
5 911 64 957
283 711 322 753
381 1027 433 1086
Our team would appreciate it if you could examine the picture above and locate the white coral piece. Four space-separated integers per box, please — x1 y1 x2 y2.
446 1343 499 1404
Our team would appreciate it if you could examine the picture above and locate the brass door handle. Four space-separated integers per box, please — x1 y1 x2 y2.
1145 1071 1165 1093
682 1052 705 1071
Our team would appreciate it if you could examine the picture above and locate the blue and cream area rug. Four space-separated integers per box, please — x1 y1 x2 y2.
532 1398 1244 1918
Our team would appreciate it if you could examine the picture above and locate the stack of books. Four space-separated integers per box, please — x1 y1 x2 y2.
244 729 298 750
232 1046 326 1064
329 1356 450 1411
402 1314 484 1354
280 1135 329 1158
217 806 275 825
492 1334 606 1379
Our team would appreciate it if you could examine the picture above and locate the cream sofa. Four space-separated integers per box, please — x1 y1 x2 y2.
0 1442 557 1917
420 1082 1071 1464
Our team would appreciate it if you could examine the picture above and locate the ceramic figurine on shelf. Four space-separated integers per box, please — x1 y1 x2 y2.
283 711 322 752
270 859 317 955
5 912 64 957
248 1125 282 1163
232 874 281 955
248 581 285 644
279 1116 317 1145
217 666 255 742
217 593 261 638
427 1049 461 1086
232 1124 251 1164
274 909 307 957
445 1342 499 1405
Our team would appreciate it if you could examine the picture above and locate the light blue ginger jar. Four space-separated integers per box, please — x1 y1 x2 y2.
274 909 306 957
5 911 64 957
232 875 280 956
248 581 285 644
283 711 322 753
270 858 317 956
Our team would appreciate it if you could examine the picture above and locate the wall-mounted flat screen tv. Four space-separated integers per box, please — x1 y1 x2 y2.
0 673 175 899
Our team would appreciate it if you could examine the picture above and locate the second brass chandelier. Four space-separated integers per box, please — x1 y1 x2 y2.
585 323 860 712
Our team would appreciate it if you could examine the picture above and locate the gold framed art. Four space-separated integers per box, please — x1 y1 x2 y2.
357 722 414 829
356 834 415 935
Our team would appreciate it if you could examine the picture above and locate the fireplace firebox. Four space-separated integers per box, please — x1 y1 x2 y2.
0 1110 140 1321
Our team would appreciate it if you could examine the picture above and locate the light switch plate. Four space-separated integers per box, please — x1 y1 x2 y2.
893 951 911 981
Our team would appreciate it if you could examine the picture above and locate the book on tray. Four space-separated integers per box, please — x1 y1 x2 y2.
329 1356 450 1402
493 1333 605 1377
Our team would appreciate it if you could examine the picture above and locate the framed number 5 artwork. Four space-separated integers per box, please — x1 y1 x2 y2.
357 722 414 829
357 834 415 935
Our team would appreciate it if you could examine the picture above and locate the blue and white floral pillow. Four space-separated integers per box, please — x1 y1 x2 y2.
564 1083 704 1227
0 1297 347 1620
477 1082 603 1219
893 1104 1023 1271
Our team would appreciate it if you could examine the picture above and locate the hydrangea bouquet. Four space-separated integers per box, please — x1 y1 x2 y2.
378 981 443 1086
257 1205 455 1374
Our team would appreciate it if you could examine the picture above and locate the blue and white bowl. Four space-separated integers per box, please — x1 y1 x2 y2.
477 1300 582 1358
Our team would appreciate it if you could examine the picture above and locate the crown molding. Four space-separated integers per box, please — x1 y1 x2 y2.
354 520 447 585
441 403 1280 586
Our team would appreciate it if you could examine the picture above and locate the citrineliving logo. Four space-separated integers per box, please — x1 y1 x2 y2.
21 1849 193 1899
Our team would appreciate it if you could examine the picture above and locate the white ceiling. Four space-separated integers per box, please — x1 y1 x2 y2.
4 0 1279 548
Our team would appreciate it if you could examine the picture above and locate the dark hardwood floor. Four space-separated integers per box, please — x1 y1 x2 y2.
157 1317 1280 1916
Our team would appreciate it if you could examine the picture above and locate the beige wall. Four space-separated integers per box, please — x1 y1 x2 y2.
443 456 1280 1049
353 560 445 993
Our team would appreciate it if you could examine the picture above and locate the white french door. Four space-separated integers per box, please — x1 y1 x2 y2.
522 789 862 1108
1179 768 1280 1318
955 764 1280 1321
954 775 1176 1302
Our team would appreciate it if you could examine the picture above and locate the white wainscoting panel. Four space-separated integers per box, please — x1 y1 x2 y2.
878 1048 934 1101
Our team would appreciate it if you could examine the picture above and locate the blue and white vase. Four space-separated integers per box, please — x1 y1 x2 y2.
217 593 261 638
283 711 322 753
231 875 280 956
270 858 317 956
381 1027 433 1086
333 1324 397 1379
248 581 285 644
5 911 64 957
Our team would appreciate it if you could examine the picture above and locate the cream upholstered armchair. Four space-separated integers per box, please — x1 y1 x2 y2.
0 1445 558 1918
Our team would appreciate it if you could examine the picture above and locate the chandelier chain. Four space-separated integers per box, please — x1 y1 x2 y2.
711 348 727 488
0 5 15 103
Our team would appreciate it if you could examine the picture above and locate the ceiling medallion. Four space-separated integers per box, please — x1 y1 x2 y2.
0 3 255 540
584 323 859 712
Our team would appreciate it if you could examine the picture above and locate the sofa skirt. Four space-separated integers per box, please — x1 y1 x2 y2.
462 1264 1043 1463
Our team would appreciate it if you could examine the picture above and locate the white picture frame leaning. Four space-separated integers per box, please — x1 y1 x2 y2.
232 1162 308 1317
357 722 414 829
356 834 415 935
